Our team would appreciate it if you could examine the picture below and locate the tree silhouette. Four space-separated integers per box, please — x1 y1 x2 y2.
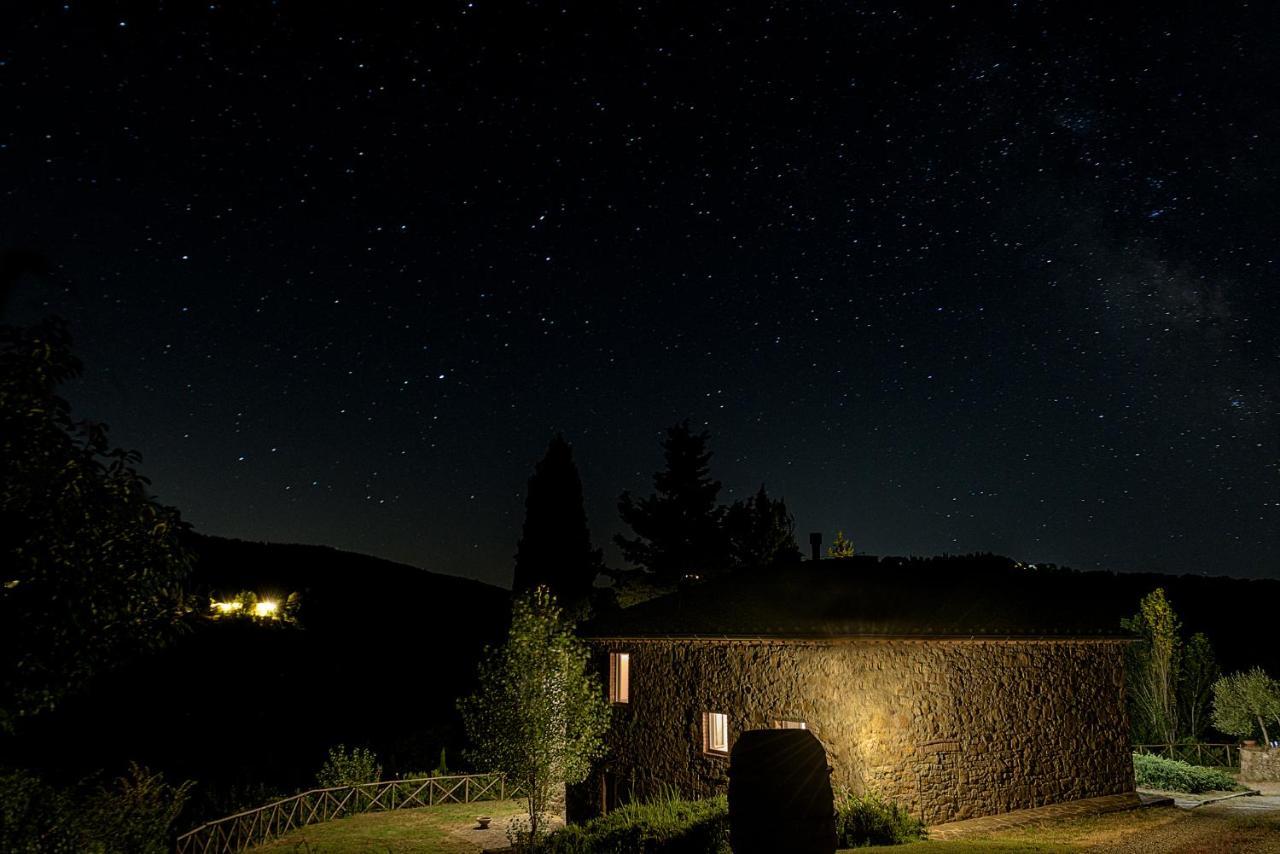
724 484 802 569
1 317 191 731
512 434 603 608
615 421 727 587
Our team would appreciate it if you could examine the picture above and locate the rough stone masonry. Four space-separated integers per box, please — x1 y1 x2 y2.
569 637 1134 825
1241 746 1280 782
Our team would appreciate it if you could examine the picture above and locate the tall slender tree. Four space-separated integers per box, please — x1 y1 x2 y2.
1179 632 1219 742
512 435 603 608
724 484 802 569
1122 588 1182 744
615 421 727 586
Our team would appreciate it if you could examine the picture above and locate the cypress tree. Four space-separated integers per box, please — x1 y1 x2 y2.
512 434 603 606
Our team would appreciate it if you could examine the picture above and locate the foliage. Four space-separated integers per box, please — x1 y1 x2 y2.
543 792 729 854
616 421 727 587
432 746 450 777
83 762 197 853
826 530 856 558
1121 588 1182 744
0 767 79 853
0 318 193 731
0 763 193 853
316 744 382 789
723 485 802 568
1131 753 1238 793
1211 667 1280 745
834 788 926 847
1178 633 1220 742
458 587 611 845
513 435 605 611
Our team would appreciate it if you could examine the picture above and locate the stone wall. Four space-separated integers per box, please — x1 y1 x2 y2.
1241 746 1280 782
568 638 1133 825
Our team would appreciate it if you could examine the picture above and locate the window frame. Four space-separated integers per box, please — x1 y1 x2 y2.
702 711 730 756
608 651 630 704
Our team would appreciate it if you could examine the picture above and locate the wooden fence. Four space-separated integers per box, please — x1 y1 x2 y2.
1134 743 1239 768
175 772 522 854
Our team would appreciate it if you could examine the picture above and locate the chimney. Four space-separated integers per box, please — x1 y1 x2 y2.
808 532 822 562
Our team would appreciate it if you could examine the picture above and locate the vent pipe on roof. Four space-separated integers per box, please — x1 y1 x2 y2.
808 532 821 562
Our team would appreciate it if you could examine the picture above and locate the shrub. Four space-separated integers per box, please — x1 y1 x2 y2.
544 792 729 854
834 788 925 847
1132 753 1239 793
84 762 195 854
316 744 382 789
0 768 81 853
0 764 192 853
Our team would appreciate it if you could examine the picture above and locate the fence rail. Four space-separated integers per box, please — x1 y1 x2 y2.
1134 743 1239 768
175 772 523 854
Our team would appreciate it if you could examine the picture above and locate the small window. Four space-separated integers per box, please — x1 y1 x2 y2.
703 711 729 755
608 652 630 704
775 719 807 730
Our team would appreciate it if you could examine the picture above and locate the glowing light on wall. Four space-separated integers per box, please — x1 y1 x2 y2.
211 600 243 614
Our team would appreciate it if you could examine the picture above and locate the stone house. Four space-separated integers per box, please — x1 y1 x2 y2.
570 556 1135 825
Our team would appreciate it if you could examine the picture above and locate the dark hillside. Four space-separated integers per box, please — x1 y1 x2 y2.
10 534 510 821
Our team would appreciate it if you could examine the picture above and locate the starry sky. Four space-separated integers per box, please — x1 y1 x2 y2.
4 2 1279 586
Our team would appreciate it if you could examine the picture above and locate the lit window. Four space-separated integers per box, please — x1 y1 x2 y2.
609 652 630 704
703 712 729 755
775 719 807 730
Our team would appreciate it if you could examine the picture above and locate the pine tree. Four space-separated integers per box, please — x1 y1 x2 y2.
724 484 802 569
615 421 727 586
512 435 603 607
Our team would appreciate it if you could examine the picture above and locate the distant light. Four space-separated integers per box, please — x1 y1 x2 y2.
254 600 278 617
212 600 243 614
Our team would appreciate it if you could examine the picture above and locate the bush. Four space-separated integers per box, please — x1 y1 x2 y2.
544 792 729 854
0 763 192 853
0 768 81 853
834 788 925 847
315 744 382 789
1132 753 1239 793
84 763 195 854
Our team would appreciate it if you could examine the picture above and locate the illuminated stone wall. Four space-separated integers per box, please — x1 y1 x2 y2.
1241 746 1280 782
568 638 1133 825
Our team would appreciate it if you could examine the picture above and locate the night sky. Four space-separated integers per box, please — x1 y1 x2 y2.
4 3 1279 586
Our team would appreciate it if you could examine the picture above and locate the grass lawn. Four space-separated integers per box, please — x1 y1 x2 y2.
249 800 1280 853
251 799 529 853
850 803 1280 853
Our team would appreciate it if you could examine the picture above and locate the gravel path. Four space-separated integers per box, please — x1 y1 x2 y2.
1087 799 1280 853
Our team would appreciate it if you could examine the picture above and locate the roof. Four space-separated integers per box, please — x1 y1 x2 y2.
584 555 1134 640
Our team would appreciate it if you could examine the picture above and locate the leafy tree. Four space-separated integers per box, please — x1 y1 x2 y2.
513 435 604 609
724 485 802 568
1178 633 1219 742
615 421 727 587
1121 588 1181 744
1212 668 1280 746
826 530 855 558
316 744 382 788
1 318 191 732
459 587 610 848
